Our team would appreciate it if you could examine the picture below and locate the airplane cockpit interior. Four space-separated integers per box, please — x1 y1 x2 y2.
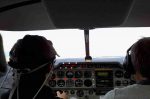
0 0 150 99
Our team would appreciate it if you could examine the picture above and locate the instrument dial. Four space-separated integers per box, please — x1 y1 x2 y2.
84 79 92 87
66 71 74 78
48 80 56 87
75 71 83 78
84 71 92 78
75 79 83 87
57 80 65 87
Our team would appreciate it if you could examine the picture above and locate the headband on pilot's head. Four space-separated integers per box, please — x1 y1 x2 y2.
123 44 135 76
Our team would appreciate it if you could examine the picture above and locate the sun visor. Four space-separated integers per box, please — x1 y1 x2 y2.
43 0 134 29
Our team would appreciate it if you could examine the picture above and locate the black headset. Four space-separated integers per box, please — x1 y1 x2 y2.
123 45 135 76
123 41 150 85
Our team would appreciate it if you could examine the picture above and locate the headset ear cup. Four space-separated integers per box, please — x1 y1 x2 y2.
123 53 135 75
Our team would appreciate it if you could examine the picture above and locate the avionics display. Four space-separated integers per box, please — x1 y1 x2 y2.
95 71 112 78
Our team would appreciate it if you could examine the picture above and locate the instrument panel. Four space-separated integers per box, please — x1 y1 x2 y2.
48 62 133 99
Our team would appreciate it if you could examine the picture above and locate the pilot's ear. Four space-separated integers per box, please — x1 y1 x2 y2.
0 34 7 77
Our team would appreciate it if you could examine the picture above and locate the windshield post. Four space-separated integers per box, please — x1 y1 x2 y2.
84 29 92 62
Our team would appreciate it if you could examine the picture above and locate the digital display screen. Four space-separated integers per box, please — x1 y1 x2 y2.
95 70 113 78
97 72 109 77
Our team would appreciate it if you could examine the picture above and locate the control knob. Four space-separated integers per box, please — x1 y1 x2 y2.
49 80 56 87
76 90 84 97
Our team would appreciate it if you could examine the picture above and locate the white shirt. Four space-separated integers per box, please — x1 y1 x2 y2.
103 84 150 99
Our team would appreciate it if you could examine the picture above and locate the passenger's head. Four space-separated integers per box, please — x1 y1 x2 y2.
131 37 150 79
8 35 57 74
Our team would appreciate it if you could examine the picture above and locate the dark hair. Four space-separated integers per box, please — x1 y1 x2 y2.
8 35 57 70
131 37 150 78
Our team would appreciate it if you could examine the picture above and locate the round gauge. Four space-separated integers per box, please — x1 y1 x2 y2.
48 80 56 87
84 71 92 78
70 90 75 94
75 71 83 78
66 71 74 78
84 79 92 87
76 90 84 97
75 79 83 87
57 80 65 87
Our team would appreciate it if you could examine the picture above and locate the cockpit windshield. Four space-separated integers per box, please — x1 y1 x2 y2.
1 27 150 61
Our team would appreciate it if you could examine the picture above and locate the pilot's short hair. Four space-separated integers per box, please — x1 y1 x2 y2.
9 35 57 70
131 37 150 78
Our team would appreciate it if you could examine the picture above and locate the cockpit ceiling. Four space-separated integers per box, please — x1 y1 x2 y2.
0 0 150 31
0 0 28 8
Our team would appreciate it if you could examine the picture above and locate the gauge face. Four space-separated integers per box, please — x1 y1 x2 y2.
75 71 83 78
75 79 83 87
84 79 92 87
48 80 56 87
57 80 65 87
84 71 92 78
66 71 74 78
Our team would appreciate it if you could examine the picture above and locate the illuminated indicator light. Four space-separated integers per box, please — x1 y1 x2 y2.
72 78 77 81
64 78 68 81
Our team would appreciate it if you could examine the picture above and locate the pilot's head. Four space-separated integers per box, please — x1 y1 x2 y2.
131 37 150 80
8 35 58 74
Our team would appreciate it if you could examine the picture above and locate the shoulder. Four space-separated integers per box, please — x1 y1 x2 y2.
102 84 139 99
103 84 150 99
102 89 116 99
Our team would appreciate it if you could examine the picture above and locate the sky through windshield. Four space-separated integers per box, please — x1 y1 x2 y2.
1 27 150 61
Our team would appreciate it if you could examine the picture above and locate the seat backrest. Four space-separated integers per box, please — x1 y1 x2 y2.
0 34 7 77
